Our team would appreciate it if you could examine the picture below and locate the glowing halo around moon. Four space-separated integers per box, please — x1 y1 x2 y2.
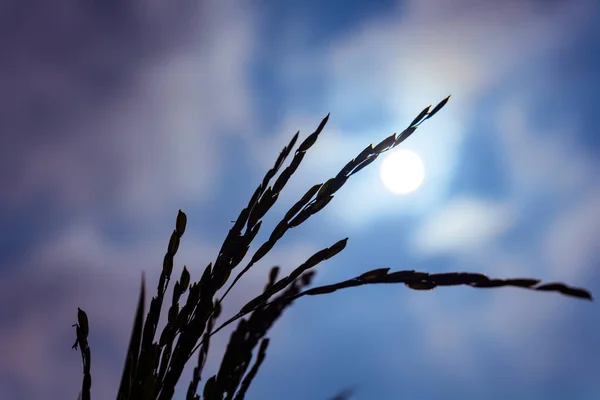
379 149 425 194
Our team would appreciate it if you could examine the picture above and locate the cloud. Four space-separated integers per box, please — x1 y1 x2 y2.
495 96 595 199
257 1 600 396
249 0 598 233
492 82 600 282
403 77 600 392
541 187 600 281
413 197 514 255
0 0 258 218
0 1 263 397
1 0 599 398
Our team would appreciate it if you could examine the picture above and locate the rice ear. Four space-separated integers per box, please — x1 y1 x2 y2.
117 274 146 400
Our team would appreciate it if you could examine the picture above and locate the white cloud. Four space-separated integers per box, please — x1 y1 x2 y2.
541 187 600 281
3 0 599 397
249 0 597 232
111 2 259 217
413 197 514 255
492 85 600 283
1 0 259 219
495 97 594 198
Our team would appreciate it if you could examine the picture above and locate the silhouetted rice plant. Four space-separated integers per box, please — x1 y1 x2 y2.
72 95 593 400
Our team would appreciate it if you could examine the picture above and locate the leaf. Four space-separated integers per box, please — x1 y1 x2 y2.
268 266 280 286
394 126 417 146
117 274 146 400
240 296 268 314
471 279 505 288
287 130 300 153
273 131 299 172
384 270 428 284
248 187 273 227
176 210 187 235
163 254 174 276
77 308 89 337
504 278 540 288
234 338 270 400
354 144 374 165
308 194 334 215
459 273 490 284
287 150 306 174
358 268 390 281
536 283 593 300
212 298 222 319
269 219 288 243
409 105 431 127
246 220 262 243
325 174 348 197
175 304 191 333
324 238 348 259
429 273 464 286
297 114 330 153
298 132 320 154
406 281 436 290
317 178 335 199
200 263 213 292
172 281 182 304
263 277 293 298
82 373 92 400
250 240 275 264
350 155 378 176
560 286 593 301
430 272 491 286
230 206 251 235
167 232 180 255
304 285 339 295
339 159 356 177
426 95 450 119
272 167 294 194
288 207 313 228
260 187 279 213
262 266 278 293
284 183 322 221
373 133 396 153
534 283 564 292
159 323 174 347
180 267 190 292
212 266 231 292
203 376 216 399
168 305 178 325
289 250 328 280
288 239 346 282
301 270 315 286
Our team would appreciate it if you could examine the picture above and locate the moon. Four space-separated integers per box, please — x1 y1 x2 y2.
379 149 425 194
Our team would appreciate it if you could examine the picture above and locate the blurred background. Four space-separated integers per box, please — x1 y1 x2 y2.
1 0 599 399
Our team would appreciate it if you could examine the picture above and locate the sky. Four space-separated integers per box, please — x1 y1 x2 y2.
1 0 599 399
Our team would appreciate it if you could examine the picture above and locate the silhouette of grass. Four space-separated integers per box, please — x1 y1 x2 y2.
72 95 593 400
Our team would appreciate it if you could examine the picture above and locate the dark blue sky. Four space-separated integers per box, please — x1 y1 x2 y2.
0 0 599 399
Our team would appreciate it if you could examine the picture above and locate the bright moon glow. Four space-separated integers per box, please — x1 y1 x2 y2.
379 149 425 194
